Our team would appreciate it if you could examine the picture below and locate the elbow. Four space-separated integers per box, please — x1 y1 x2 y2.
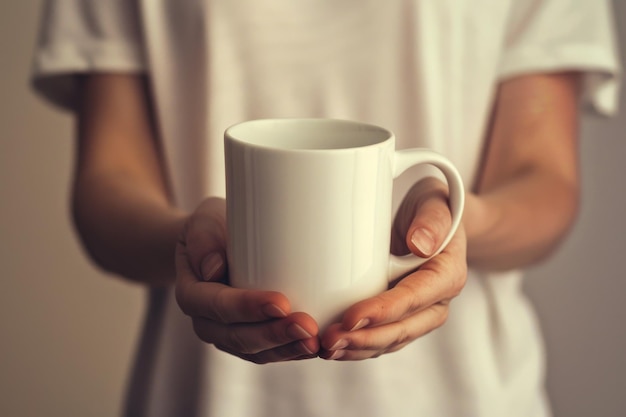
70 190 176 287
70 186 134 281
70 198 119 277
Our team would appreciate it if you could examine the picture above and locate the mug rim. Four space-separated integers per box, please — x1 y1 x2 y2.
224 118 394 152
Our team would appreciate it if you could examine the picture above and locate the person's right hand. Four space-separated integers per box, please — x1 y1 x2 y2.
175 197 320 364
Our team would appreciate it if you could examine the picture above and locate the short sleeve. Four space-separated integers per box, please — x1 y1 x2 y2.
31 0 145 111
498 0 621 116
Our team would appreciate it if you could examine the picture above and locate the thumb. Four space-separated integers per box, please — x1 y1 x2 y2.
406 184 452 258
199 251 227 282
182 197 228 282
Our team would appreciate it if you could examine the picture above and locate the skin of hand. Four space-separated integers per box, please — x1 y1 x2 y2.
319 178 466 360
174 197 321 364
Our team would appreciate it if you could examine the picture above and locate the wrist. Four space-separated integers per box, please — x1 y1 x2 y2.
462 192 505 268
462 193 491 242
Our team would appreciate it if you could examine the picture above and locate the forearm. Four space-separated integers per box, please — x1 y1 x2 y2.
72 170 187 286
464 165 579 271
462 73 580 271
72 74 190 286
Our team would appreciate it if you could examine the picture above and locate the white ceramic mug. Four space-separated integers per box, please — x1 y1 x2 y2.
224 119 464 330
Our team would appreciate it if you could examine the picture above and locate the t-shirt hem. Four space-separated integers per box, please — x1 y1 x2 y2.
31 41 146 111
497 44 621 117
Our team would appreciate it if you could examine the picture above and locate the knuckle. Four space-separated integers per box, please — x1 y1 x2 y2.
394 323 411 345
430 210 450 231
398 279 426 313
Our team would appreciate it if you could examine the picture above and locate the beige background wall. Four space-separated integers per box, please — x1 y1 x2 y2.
1 1 624 416
1 2 143 416
523 2 626 413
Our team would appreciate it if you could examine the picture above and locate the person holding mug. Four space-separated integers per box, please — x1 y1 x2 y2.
32 1 619 416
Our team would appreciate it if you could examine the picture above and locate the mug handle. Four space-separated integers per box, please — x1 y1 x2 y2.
387 149 465 281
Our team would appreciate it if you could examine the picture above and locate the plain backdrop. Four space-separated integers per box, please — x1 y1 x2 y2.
1 2 624 416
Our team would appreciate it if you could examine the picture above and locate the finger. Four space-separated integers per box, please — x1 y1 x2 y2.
178 281 291 324
199 252 227 283
237 341 319 365
321 303 449 358
320 342 411 361
340 230 467 330
391 177 451 256
338 269 451 329
176 243 291 323
406 188 452 258
192 312 319 355
183 198 228 280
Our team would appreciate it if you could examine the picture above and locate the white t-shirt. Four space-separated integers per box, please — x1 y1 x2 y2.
32 1 620 416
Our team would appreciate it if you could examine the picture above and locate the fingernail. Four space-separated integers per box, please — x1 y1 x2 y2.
329 339 349 351
287 323 313 340
201 253 224 281
329 350 345 360
411 228 436 256
350 318 370 331
299 341 314 355
262 303 287 318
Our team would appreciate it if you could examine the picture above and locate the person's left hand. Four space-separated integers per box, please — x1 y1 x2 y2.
319 178 467 360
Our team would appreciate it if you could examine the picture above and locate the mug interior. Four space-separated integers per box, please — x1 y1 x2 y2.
226 119 391 150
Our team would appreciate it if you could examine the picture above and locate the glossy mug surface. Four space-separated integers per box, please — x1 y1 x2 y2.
225 119 464 329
